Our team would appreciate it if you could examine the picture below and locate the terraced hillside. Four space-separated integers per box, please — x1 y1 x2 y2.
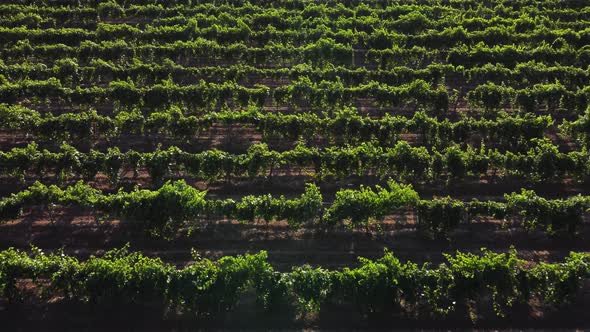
1 0 590 329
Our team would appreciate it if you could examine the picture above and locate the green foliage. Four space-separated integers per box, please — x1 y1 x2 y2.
1 180 589 238
417 197 465 238
504 189 589 234
1 247 588 320
0 104 557 151
323 180 419 230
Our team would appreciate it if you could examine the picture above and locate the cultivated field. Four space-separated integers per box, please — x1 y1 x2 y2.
1 0 590 329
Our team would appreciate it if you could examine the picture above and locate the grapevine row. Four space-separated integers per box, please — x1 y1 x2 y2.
1 180 589 236
4 77 590 112
2 2 588 28
2 139 586 184
1 246 588 320
5 39 588 70
2 0 586 10
0 78 449 110
3 61 587 89
0 105 553 148
2 23 588 50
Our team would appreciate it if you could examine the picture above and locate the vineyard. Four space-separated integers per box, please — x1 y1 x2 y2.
1 0 590 329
